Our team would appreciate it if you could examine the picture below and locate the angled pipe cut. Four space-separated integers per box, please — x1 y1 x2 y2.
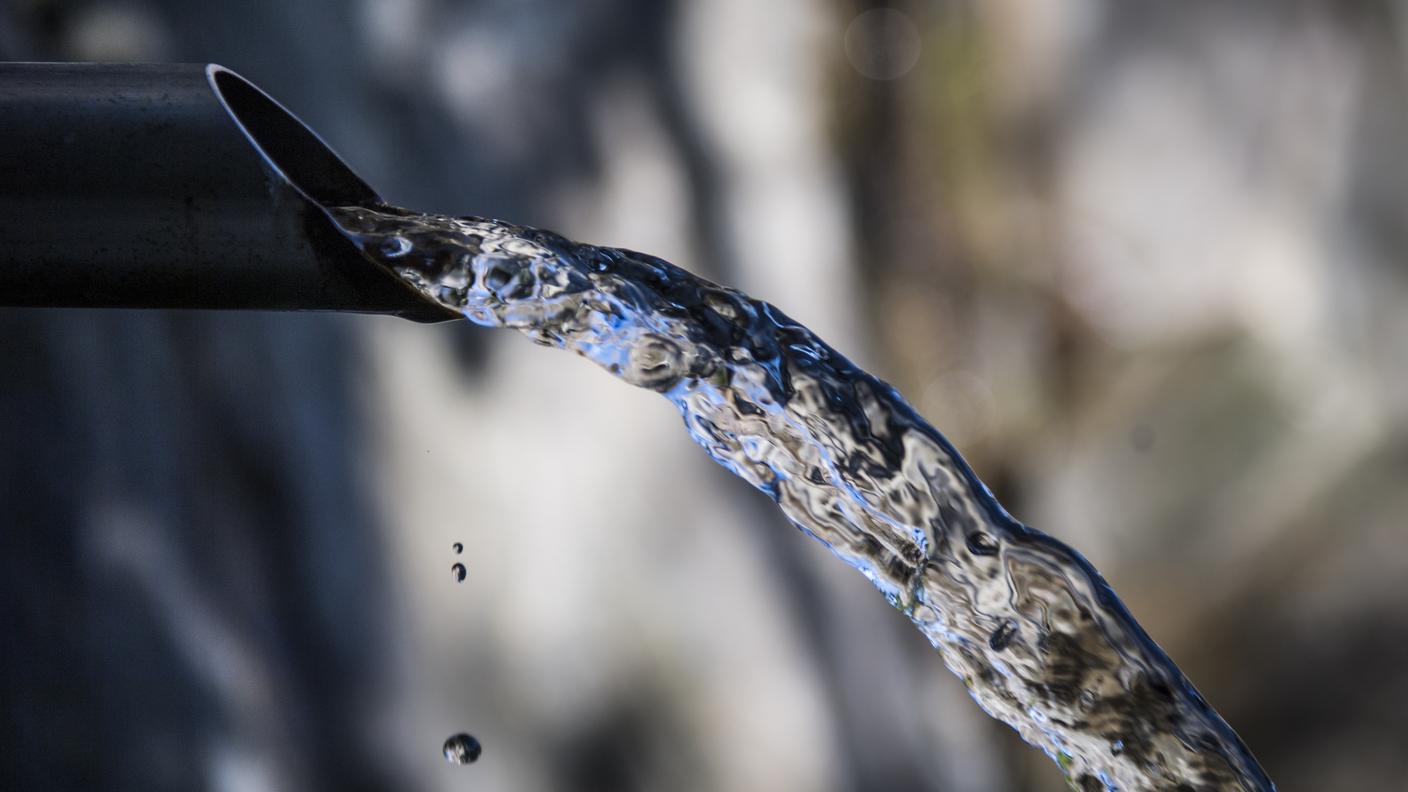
0 62 454 321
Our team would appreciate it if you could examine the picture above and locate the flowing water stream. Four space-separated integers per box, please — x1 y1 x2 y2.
328 203 1274 791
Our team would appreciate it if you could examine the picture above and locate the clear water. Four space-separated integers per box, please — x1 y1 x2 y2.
442 733 482 765
330 204 1275 791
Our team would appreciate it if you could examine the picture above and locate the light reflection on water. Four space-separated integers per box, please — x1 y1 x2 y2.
331 203 1274 791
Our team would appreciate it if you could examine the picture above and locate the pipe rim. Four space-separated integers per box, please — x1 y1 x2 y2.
206 64 380 209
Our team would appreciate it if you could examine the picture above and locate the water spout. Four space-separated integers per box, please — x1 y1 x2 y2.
329 204 1278 792
0 62 452 321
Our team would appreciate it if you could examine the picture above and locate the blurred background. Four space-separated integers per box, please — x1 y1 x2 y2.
2 0 1406 789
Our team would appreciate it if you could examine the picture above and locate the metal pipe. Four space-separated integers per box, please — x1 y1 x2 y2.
0 62 455 321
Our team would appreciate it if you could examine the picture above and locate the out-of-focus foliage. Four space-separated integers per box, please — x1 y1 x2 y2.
2 1 1405 790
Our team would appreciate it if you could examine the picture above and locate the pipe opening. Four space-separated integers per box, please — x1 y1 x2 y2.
208 65 379 208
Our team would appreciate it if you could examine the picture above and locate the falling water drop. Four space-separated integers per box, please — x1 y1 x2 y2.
452 542 464 554
451 562 466 583
442 733 482 765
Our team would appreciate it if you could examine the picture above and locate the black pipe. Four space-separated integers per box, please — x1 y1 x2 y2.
0 62 455 321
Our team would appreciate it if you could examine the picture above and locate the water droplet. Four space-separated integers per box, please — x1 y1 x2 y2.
451 563 466 583
989 619 1018 651
452 542 464 554
443 733 482 765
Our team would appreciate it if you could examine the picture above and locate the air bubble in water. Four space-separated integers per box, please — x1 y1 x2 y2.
966 532 999 556
443 733 482 765
451 563 466 583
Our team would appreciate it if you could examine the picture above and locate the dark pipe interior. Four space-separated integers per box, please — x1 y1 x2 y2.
204 64 452 320
209 65 379 208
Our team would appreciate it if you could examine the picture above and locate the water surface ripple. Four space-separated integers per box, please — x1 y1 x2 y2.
330 204 1274 791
